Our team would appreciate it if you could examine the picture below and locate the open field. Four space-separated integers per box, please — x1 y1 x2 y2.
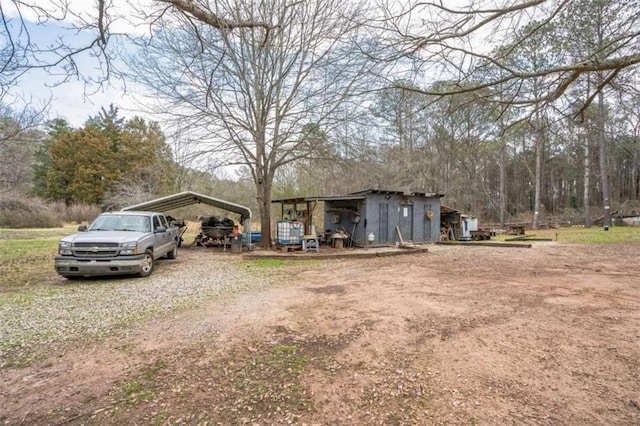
0 227 639 424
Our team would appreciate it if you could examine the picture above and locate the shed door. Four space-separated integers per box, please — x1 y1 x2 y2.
379 203 389 243
423 204 432 241
399 205 413 242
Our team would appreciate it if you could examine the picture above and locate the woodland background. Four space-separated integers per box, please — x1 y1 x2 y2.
1 0 639 238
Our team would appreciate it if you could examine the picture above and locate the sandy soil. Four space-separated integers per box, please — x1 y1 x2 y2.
1 242 639 425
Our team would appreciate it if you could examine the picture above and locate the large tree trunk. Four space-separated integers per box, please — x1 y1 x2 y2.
636 148 640 200
499 144 506 227
532 125 543 230
597 89 611 230
584 136 591 227
257 175 273 249
254 132 274 249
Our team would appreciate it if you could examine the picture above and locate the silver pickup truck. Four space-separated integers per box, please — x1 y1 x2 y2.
54 211 180 279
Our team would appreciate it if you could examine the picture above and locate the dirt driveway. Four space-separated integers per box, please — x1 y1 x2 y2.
1 242 639 425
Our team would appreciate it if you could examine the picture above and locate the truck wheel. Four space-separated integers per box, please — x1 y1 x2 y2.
166 241 178 259
138 250 155 277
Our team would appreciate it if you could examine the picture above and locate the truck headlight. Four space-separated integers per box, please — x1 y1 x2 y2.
120 241 138 255
59 241 73 255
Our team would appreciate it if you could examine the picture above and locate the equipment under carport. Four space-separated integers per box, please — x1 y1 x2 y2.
230 234 243 253
121 191 254 250
195 216 235 247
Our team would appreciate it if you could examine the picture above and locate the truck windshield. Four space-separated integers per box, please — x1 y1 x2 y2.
89 215 150 232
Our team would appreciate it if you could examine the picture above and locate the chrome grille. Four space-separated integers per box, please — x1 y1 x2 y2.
73 244 119 257
74 242 119 248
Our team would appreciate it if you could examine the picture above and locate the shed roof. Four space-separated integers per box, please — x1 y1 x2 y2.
122 191 252 220
441 205 459 214
349 188 445 198
271 194 366 204
272 189 444 205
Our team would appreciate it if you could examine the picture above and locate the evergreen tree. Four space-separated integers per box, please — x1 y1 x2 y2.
32 108 176 206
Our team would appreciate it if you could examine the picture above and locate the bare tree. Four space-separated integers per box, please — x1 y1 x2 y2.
0 101 48 194
372 0 639 116
0 0 277 96
368 80 432 191
370 0 638 228
128 0 377 247
615 87 640 202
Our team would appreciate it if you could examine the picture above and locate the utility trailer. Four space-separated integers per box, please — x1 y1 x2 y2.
460 215 494 241
470 229 493 240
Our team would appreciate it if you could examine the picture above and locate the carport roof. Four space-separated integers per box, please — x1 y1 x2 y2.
121 191 252 219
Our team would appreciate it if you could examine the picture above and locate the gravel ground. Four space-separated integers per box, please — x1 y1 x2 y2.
0 248 269 367
2 242 639 425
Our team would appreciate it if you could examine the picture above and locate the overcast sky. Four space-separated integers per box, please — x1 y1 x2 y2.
16 71 137 127
8 0 490 127
7 2 149 127
12 31 142 127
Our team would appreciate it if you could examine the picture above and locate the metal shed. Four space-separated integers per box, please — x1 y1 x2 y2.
121 191 253 246
273 189 444 247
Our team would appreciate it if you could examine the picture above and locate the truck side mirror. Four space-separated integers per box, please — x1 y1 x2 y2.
78 225 88 232
154 226 167 233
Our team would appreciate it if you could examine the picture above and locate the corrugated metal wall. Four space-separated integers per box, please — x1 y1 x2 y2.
324 194 441 246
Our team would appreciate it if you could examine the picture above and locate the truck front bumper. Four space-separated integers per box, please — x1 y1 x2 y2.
54 255 147 277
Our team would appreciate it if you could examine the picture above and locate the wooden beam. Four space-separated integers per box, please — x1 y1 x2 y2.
396 225 405 245
436 241 532 248
505 237 553 242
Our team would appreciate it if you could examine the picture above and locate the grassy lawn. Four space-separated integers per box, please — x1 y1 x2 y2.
1 224 638 292
0 224 640 292
0 223 202 291
492 225 640 244
0 225 78 290
1 223 225 365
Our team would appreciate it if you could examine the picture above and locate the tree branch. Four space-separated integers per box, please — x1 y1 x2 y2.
398 54 640 102
157 0 275 30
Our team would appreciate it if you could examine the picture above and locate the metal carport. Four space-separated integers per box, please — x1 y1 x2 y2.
121 191 253 248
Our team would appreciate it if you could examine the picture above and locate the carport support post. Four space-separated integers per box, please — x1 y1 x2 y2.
243 216 252 251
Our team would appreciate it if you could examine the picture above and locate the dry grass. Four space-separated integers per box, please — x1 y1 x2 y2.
0 225 77 290
493 225 640 244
